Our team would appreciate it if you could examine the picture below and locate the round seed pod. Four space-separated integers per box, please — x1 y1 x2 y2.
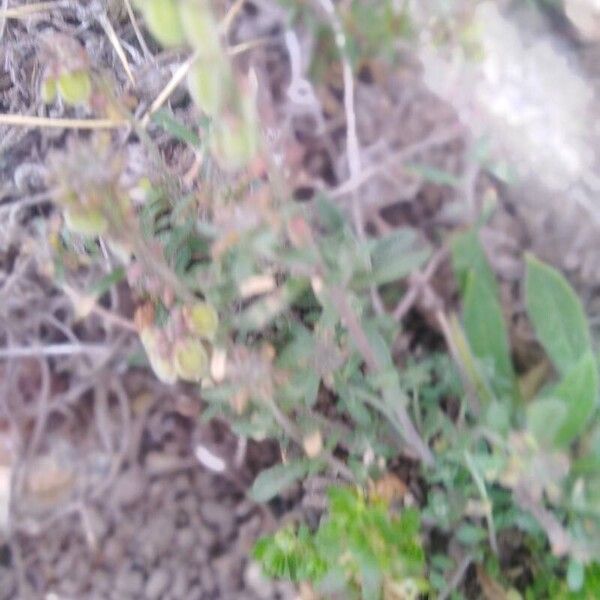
57 70 91 106
140 327 178 384
178 0 222 57
63 208 108 237
140 0 186 47
187 58 231 117
173 338 209 382
40 77 57 104
182 302 219 340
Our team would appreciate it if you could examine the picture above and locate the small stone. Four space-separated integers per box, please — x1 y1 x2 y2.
140 514 174 563
214 555 240 593
145 568 171 599
171 569 187 598
244 561 275 600
200 500 234 537
176 528 196 551
113 468 146 508
116 566 144 595
103 537 123 564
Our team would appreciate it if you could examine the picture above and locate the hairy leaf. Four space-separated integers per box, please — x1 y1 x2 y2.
551 351 599 447
249 460 310 503
525 255 591 376
463 271 518 403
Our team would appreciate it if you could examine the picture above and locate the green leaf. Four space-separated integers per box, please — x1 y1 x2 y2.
526 397 567 447
567 560 584 592
551 351 599 446
456 523 487 545
89 267 125 297
463 271 518 403
364 228 430 286
151 109 202 148
452 229 497 297
249 460 310 502
525 254 591 376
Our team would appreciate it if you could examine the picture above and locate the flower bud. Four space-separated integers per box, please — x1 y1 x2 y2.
141 0 186 47
57 70 91 106
187 59 231 117
211 116 259 171
173 337 209 382
182 302 219 340
63 208 108 237
178 0 221 57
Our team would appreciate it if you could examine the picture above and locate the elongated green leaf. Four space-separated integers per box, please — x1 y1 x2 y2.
365 228 430 286
249 460 310 502
151 109 202 148
551 351 599 446
463 271 518 403
371 228 430 285
90 267 125 296
526 397 568 447
451 229 497 297
447 314 494 408
525 255 591 376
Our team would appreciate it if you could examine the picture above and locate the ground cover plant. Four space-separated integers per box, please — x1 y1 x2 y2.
2 0 600 598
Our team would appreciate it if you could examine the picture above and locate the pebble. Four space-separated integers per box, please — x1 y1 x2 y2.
176 528 196 551
0 567 15 600
171 569 188 598
200 500 234 537
113 468 146 508
140 514 174 562
145 567 171 599
244 561 276 600
115 566 144 595
103 536 124 564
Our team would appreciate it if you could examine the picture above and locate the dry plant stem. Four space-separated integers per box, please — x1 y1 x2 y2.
439 554 474 600
0 343 111 359
0 114 128 129
141 49 201 127
330 124 464 199
123 0 153 60
464 450 499 556
312 0 386 316
393 247 448 321
266 398 354 482
97 12 135 85
220 0 246 35
329 285 434 466
26 358 51 460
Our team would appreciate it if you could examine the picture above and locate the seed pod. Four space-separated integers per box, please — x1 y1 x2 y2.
187 59 231 117
183 301 219 340
173 338 209 382
40 77 57 104
178 0 221 57
63 208 108 237
140 327 178 384
57 70 92 106
211 116 259 171
141 0 186 47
